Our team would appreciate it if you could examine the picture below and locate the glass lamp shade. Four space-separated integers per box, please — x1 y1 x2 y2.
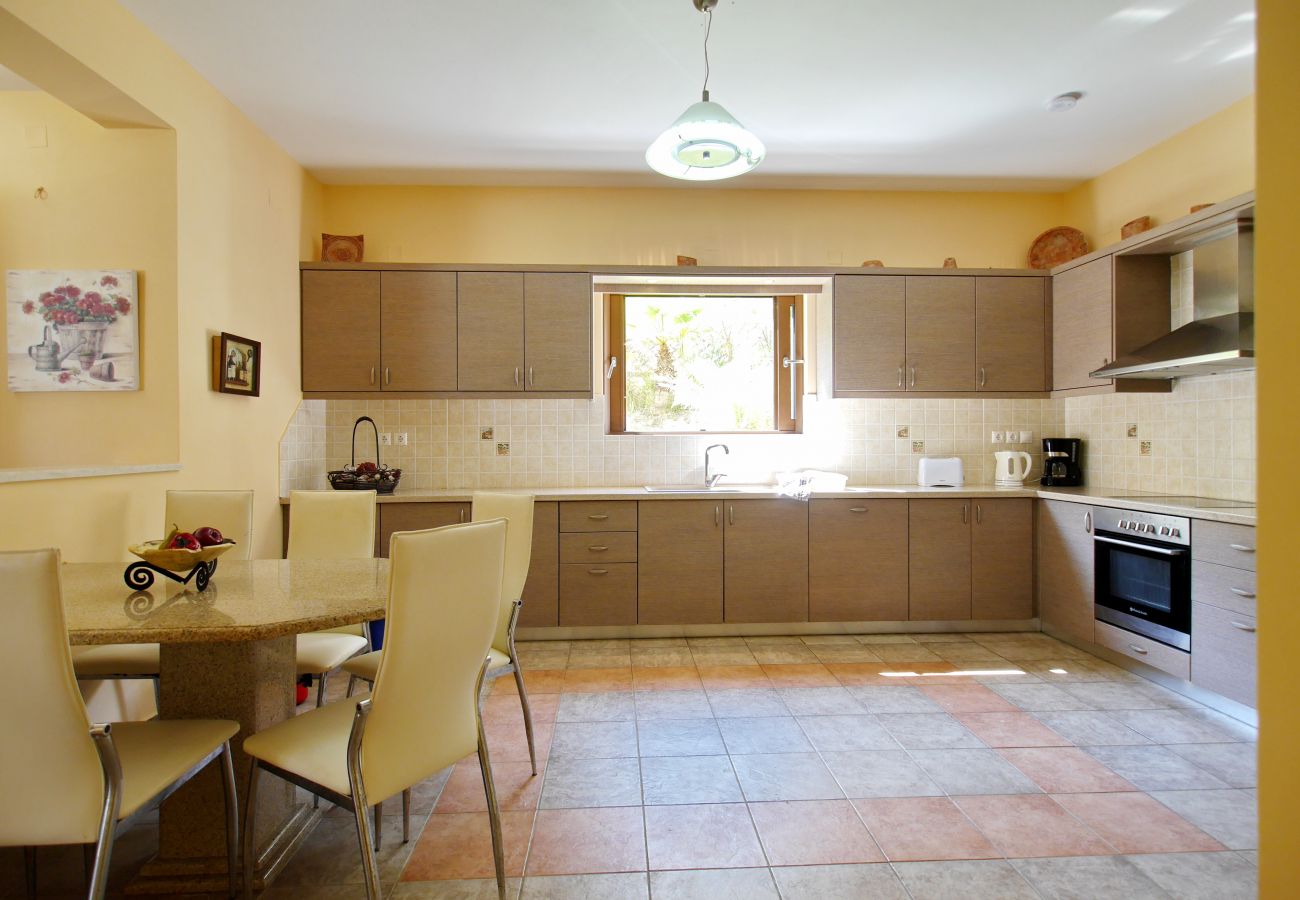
645 97 766 181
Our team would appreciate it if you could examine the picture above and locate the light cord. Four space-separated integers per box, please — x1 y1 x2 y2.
702 8 712 98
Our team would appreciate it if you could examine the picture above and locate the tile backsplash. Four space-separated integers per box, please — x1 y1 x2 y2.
278 377 1254 502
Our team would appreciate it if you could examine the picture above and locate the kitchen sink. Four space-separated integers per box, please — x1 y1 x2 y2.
643 484 747 493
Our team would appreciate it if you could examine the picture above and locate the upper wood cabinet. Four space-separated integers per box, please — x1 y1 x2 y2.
301 270 381 392
1036 499 1096 644
380 271 457 391
723 500 809 623
976 277 1046 392
908 499 973 621
524 273 592 392
833 275 906 391
638 500 724 625
809 499 908 622
458 272 526 391
906 276 976 392
1052 255 1113 392
971 498 1034 619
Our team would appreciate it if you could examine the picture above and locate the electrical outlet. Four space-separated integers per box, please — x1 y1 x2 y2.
990 431 1004 444
480 427 494 441
379 432 392 446
1019 430 1033 444
395 432 409 446
1005 428 1020 444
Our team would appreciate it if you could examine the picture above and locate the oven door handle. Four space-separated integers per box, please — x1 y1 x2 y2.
1093 534 1188 557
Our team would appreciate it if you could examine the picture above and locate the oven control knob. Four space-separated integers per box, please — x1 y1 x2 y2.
1145 524 1157 534
1159 526 1171 536
1119 520 1130 530
1170 528 1181 538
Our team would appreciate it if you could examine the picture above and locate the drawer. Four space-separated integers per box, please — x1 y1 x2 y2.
560 531 638 564
1192 601 1257 708
1094 619 1190 680
1192 560 1257 617
559 562 637 625
1191 520 1256 571
560 501 638 533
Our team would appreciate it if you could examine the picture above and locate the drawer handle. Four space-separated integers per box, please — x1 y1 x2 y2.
1229 543 1256 553
849 507 867 513
587 514 609 521
588 568 609 575
588 545 609 552
1229 587 1256 599
1128 644 1148 655
1230 620 1256 632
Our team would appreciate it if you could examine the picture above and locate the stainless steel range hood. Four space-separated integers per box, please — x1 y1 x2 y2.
1091 221 1254 379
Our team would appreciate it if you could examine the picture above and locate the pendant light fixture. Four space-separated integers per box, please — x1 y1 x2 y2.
645 0 765 181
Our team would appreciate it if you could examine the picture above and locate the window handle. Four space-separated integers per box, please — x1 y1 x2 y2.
605 356 618 380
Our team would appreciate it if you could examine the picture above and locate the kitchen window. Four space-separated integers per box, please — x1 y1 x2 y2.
606 293 803 434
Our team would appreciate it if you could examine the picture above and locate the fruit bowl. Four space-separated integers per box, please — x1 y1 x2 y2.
128 539 236 572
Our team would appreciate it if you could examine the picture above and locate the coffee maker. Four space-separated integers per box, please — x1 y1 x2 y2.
1040 437 1083 486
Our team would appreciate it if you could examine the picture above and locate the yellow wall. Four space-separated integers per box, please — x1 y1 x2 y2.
0 0 322 561
1064 96 1255 249
323 184 1064 270
0 90 179 468
1255 1 1298 892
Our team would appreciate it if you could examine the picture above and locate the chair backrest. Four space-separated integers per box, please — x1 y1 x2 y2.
471 493 534 650
287 491 376 561
165 490 254 560
0 549 104 847
361 519 505 803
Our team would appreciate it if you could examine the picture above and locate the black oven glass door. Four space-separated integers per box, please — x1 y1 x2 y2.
1094 531 1191 645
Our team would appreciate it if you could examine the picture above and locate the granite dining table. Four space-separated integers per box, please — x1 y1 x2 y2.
62 558 390 894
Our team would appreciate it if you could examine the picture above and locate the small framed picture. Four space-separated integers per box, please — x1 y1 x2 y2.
213 332 261 397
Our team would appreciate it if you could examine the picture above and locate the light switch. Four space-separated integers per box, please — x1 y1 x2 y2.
1019 430 1033 444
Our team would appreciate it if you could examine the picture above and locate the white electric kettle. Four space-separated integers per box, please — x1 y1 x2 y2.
994 451 1033 486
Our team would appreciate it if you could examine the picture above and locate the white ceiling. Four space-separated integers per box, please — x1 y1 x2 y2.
119 0 1254 190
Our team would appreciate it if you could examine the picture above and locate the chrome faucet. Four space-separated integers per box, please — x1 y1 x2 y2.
705 444 730 488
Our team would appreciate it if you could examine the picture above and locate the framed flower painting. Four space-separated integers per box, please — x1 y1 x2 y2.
5 269 140 392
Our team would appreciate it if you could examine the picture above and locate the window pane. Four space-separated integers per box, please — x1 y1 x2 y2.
624 295 774 432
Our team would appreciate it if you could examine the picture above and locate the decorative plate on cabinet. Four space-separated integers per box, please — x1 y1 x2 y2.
1027 226 1090 269
321 233 364 262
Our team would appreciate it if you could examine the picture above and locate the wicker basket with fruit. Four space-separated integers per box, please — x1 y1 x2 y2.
327 415 402 494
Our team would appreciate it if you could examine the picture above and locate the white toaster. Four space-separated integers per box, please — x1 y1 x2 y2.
917 457 964 488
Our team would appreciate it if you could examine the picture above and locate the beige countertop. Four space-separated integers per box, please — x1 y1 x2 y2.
282 484 1255 525
62 559 389 645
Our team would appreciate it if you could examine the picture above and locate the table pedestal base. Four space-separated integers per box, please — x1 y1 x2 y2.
126 635 310 894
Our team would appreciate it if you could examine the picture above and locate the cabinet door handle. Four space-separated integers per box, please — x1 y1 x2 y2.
897 365 904 388
978 366 987 388
1230 620 1256 632
728 505 735 526
528 366 535 387
514 366 522 387
1229 543 1256 553
1128 644 1148 655
1084 510 1093 534
715 505 720 527
909 366 916 388
588 545 609 552
370 366 376 385
849 507 867 513
961 504 969 524
587 514 609 521
975 503 982 524
1230 587 1256 598
384 367 392 386
588 568 609 575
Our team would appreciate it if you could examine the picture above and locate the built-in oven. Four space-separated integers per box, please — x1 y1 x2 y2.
1093 507 1192 652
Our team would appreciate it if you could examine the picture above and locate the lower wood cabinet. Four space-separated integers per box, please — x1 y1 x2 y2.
376 502 468 557
560 563 637 626
519 502 559 627
809 499 908 621
638 500 724 625
1191 601 1256 708
972 499 1034 619
1036 499 1095 644
723 500 809 623
908 500 973 620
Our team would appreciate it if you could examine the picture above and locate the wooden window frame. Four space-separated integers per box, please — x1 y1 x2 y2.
605 293 803 436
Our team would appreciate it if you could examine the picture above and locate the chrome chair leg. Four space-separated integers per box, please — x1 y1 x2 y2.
88 726 123 900
373 800 382 851
476 721 507 900
511 664 538 776
152 676 161 715
218 742 240 899
402 788 411 844
315 672 329 708
346 674 359 698
241 764 260 900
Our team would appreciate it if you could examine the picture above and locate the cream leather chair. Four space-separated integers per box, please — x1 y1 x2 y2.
243 520 509 900
343 493 539 773
288 490 377 706
71 490 255 704
1 549 240 900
